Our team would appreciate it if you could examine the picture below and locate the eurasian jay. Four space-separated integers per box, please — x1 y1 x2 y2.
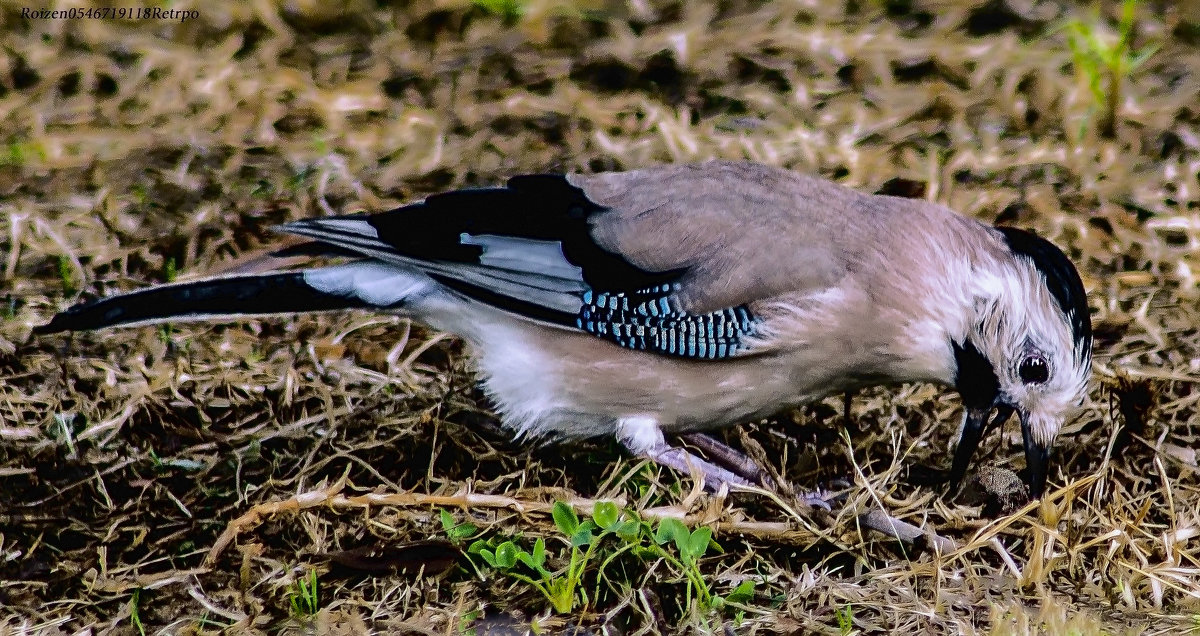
37 160 1093 497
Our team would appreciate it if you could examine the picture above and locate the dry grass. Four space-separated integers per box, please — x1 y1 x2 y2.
1 0 1199 633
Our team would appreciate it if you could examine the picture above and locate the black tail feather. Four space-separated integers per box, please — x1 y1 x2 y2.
35 272 367 334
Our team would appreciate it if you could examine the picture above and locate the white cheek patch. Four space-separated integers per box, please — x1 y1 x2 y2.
303 262 432 307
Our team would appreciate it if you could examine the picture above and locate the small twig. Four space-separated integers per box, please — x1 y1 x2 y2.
990 537 1023 579
204 483 836 565
857 509 958 554
205 474 965 565
205 479 348 565
90 567 210 593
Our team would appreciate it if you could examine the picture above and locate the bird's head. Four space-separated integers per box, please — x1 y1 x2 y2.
949 227 1092 498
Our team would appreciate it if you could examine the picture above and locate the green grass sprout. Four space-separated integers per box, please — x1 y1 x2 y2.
1062 0 1158 137
288 568 320 619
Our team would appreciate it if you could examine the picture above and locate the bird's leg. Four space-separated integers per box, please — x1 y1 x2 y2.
617 417 752 491
616 418 837 508
680 432 773 487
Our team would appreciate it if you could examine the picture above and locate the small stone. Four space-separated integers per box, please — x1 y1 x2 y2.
961 465 1030 517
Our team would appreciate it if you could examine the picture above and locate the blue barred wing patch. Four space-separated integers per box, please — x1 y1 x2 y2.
576 284 757 360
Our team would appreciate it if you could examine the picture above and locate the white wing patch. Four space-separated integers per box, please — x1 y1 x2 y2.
459 233 584 281
303 262 432 307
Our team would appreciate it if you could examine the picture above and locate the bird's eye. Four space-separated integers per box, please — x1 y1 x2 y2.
1018 355 1049 384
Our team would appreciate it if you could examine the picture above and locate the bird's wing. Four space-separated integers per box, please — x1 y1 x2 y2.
278 160 863 360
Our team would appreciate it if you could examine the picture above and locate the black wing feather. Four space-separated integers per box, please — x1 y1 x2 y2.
366 175 684 291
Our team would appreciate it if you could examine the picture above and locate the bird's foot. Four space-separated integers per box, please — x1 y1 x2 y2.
797 478 853 511
678 432 841 510
642 442 755 491
793 488 837 511
617 419 844 505
635 439 844 509
680 432 773 487
617 417 752 491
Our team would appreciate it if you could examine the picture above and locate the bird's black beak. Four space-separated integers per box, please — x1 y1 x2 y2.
947 403 1013 494
1020 412 1051 498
